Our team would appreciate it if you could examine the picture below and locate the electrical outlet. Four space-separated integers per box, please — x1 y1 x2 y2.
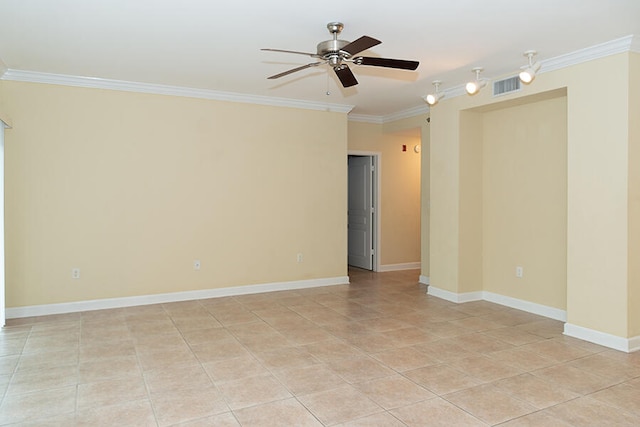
516 266 523 278
194 260 201 270
72 268 80 279
297 253 303 263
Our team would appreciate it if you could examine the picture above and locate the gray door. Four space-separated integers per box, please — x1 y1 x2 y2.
348 156 373 270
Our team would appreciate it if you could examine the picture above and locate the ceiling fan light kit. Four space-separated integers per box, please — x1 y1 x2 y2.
262 22 419 88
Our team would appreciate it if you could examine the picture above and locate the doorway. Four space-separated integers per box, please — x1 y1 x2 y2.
347 153 379 271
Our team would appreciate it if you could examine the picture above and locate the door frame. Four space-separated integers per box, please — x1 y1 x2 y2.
348 151 381 272
0 119 7 326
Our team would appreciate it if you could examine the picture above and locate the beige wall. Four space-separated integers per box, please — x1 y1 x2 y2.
2 81 348 308
383 115 430 275
420 120 430 278
629 52 640 337
482 96 567 309
429 93 463 292
458 111 483 294
432 92 568 307
347 119 422 268
430 52 638 339
565 54 630 337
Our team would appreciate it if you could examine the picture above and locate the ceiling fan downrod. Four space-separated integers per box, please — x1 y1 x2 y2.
317 22 350 67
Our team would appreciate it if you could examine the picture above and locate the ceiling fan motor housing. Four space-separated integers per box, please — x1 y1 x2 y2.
317 39 350 66
319 22 350 67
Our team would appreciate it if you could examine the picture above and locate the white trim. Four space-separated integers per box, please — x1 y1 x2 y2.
427 285 483 303
426 287 640 353
381 105 430 123
378 262 421 272
0 69 354 114
0 122 5 326
631 35 640 54
483 291 567 322
443 85 468 100
349 105 430 124
5 276 349 319
426 287 567 321
542 35 636 73
348 114 384 124
419 275 430 285
564 323 640 353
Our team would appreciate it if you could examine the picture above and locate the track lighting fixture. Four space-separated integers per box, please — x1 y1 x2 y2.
519 50 541 84
422 51 539 101
465 67 487 95
424 80 445 106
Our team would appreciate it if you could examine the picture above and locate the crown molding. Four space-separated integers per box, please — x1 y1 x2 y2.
443 85 467 99
347 114 384 124
0 69 355 114
1 35 636 123
541 34 636 73
348 103 430 124
631 35 640 53
382 104 430 122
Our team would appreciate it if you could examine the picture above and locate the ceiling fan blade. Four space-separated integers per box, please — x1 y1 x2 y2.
334 64 358 88
356 57 419 70
341 36 381 56
267 62 323 79
261 48 321 58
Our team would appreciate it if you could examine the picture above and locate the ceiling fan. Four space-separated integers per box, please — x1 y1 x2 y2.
261 22 419 88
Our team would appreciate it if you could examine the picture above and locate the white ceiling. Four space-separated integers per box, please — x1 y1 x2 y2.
1 0 639 118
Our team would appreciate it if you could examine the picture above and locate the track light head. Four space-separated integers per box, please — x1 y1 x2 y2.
519 50 541 84
519 62 541 83
466 67 486 95
465 80 487 95
425 93 444 105
424 80 445 106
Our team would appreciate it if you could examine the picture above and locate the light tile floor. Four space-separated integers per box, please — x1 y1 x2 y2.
1 268 640 426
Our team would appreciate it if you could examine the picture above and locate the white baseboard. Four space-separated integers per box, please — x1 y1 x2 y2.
426 285 640 353
378 262 421 272
419 275 430 285
427 286 566 320
5 276 350 319
427 285 483 303
564 323 640 353
483 291 567 322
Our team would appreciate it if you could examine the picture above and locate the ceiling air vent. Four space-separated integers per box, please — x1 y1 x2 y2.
493 76 521 96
